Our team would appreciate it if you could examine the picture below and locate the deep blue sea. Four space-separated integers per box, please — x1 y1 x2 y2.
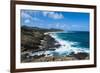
55 31 89 48
30 31 90 57
48 31 90 56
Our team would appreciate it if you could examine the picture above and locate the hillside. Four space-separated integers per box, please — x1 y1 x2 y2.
21 25 63 62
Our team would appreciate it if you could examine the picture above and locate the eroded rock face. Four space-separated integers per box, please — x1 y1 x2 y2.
74 52 89 60
41 34 61 50
21 26 89 63
69 52 89 60
21 26 62 62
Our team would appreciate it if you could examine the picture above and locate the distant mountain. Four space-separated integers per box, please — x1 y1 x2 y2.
21 25 63 32
21 25 40 31
49 28 64 31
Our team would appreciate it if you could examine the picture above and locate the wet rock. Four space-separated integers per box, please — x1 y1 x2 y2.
73 52 89 60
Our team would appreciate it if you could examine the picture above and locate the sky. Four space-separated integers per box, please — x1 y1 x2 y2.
21 9 90 31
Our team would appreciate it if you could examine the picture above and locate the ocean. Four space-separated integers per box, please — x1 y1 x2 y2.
48 31 90 56
29 31 90 57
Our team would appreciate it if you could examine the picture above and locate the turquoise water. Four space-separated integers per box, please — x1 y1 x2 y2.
55 31 89 48
49 31 90 56
30 31 90 57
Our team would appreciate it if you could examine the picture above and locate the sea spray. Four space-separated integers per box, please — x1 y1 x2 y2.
49 32 89 56
30 31 89 57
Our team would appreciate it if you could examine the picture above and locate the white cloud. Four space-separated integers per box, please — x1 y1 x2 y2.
42 11 64 19
71 25 86 28
55 23 60 28
21 11 43 24
24 19 31 24
21 12 32 19
32 17 43 22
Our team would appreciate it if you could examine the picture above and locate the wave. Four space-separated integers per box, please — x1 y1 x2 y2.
49 33 89 56
29 32 89 57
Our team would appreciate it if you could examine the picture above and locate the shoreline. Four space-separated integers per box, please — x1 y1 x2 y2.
21 27 89 63
44 31 64 35
22 52 89 63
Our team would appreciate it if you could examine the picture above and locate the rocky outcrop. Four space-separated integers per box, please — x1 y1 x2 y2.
40 34 61 50
69 52 89 60
21 26 62 62
21 26 89 63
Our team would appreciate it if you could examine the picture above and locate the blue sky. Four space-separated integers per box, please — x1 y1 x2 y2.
21 10 90 31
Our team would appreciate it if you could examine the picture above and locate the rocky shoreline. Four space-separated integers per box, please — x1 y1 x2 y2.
21 26 89 63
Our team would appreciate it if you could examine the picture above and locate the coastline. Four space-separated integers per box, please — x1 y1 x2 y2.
21 26 89 63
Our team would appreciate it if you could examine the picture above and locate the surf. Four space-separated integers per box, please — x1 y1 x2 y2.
49 32 89 56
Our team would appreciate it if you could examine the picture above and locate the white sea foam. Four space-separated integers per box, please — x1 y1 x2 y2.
49 33 89 56
30 32 89 57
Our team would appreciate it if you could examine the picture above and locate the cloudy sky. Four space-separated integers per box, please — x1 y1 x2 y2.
21 9 90 31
